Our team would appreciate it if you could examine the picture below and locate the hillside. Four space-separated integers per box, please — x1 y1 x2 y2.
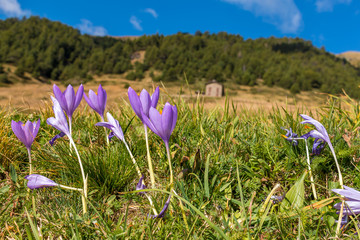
337 51 360 68
1 16 360 97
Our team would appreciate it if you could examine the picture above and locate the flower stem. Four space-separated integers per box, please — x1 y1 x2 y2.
101 116 109 146
304 139 317 200
124 141 158 215
144 125 155 189
58 184 83 191
27 148 32 175
69 116 72 151
330 147 343 188
165 142 173 187
69 138 87 214
124 142 142 178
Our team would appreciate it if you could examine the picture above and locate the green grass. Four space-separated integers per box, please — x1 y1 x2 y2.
1 94 360 239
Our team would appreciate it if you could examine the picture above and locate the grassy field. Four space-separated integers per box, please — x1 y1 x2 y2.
1 82 360 239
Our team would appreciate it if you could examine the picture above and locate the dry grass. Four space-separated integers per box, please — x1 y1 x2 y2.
0 72 328 112
337 51 360 67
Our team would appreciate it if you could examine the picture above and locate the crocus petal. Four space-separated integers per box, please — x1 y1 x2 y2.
95 122 114 129
96 112 125 142
47 97 70 136
136 175 146 195
150 195 171 218
89 90 100 114
64 85 76 116
333 186 360 201
74 84 84 111
49 132 66 146
25 174 58 190
170 105 177 135
33 119 41 141
149 107 165 140
300 114 331 143
53 84 68 114
84 93 96 111
151 87 159 108
161 103 174 142
139 90 152 116
108 132 115 141
11 120 27 147
334 201 360 215
23 120 34 149
97 84 107 117
141 111 158 136
128 87 143 120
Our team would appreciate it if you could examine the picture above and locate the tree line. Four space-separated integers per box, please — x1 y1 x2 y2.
0 16 360 96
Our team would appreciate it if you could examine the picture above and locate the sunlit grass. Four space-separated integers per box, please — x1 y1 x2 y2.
1 94 360 238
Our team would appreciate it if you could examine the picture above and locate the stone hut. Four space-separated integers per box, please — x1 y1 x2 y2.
205 79 224 97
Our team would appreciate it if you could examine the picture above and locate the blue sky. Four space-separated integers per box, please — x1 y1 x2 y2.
0 0 359 53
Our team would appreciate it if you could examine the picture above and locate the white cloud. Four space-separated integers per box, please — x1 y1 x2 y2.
144 8 158 18
130 16 142 31
76 19 107 36
0 0 30 17
222 0 302 33
315 0 351 12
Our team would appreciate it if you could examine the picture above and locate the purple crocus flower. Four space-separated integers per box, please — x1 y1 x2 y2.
333 186 360 215
11 119 40 150
95 112 125 142
128 87 159 121
47 96 71 138
141 102 177 145
24 174 58 190
300 114 333 155
53 84 84 119
136 175 147 195
281 127 299 146
49 132 66 146
149 195 171 218
84 84 107 119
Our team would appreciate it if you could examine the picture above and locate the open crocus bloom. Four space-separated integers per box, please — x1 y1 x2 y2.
25 174 58 189
53 84 84 118
281 127 299 146
300 114 333 155
333 186 360 215
11 119 40 150
47 96 71 138
128 87 159 122
84 84 107 119
96 112 125 143
142 102 177 144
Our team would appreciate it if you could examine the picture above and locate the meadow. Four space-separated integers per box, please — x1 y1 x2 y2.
0 84 359 239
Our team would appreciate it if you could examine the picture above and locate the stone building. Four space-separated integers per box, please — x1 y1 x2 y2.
205 79 224 97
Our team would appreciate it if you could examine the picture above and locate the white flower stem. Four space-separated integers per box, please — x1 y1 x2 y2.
101 116 109 146
144 125 155 189
304 139 317 200
165 142 173 187
330 147 343 188
69 116 72 151
69 138 87 214
58 184 83 191
124 142 142 178
27 148 32 175
124 141 158 215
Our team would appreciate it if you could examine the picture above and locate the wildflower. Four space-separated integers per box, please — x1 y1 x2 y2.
53 84 84 119
11 119 40 150
142 102 177 145
149 195 171 218
96 112 125 143
128 86 159 189
136 175 147 195
300 114 332 155
281 127 299 146
25 174 58 189
333 186 360 215
46 96 70 137
84 84 107 119
128 86 159 121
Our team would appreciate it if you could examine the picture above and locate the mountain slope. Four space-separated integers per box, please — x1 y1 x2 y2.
1 17 360 97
